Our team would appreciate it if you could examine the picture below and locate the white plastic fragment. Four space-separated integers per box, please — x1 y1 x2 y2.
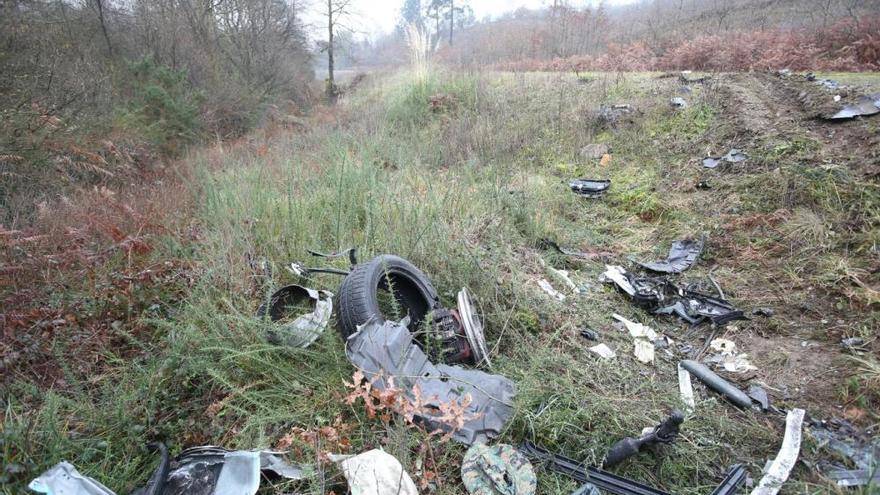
330 449 419 495
538 279 566 301
613 314 658 340
589 343 616 359
600 265 636 296
633 339 655 364
750 408 805 495
215 451 260 495
677 363 696 412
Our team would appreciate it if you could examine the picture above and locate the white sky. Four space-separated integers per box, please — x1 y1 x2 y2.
304 0 643 40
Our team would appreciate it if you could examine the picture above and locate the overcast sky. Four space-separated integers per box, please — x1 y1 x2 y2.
304 0 642 40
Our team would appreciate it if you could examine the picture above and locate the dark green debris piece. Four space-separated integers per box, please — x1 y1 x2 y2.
461 443 536 495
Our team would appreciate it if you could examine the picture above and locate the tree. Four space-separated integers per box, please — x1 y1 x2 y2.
323 0 353 101
399 0 423 32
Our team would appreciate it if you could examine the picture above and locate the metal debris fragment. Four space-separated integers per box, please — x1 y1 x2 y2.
670 97 688 109
751 408 805 495
826 94 880 120
257 285 333 348
680 360 753 409
636 238 704 274
614 314 658 364
748 385 770 411
346 319 516 445
570 179 611 198
706 338 757 373
703 149 747 169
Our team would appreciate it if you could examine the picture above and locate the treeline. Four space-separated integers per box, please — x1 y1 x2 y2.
433 0 880 71
1 0 313 223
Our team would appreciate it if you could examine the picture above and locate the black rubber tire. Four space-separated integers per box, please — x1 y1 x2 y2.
336 255 441 339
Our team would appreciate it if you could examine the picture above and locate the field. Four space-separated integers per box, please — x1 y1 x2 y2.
2 69 879 493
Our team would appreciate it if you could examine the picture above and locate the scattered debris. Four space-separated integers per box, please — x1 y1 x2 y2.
461 443 536 495
28 462 115 495
636 238 704 274
570 179 611 198
603 410 684 468
670 97 688 109
705 338 758 373
752 307 774 317
579 328 598 341
748 385 770 411
346 318 516 445
32 447 305 495
579 143 609 159
589 343 616 360
538 238 604 260
679 71 709 84
696 181 711 189
840 337 867 352
811 420 880 487
613 313 658 364
257 284 333 348
330 449 418 495
520 442 747 495
680 360 753 409
751 408 805 495
597 104 636 125
538 278 566 301
601 265 747 326
703 149 748 169
541 259 582 294
825 94 880 120
677 363 696 411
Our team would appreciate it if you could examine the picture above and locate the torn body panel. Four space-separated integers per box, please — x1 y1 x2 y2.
636 238 704 274
345 319 516 445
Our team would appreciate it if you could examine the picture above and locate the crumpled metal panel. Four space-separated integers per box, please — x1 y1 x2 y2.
703 149 747 169
637 238 704 274
257 284 333 348
346 319 516 445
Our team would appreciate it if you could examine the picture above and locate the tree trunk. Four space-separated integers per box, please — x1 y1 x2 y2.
94 0 113 56
326 0 335 100
448 0 453 46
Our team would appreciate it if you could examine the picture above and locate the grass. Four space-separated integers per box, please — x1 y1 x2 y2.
2 68 879 493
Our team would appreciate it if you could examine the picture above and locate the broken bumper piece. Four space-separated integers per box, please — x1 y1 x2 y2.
346 319 516 445
570 179 611 198
257 284 333 348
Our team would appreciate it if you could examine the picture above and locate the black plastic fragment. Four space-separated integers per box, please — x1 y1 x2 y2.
580 328 599 341
748 385 770 411
637 238 704 274
710 464 748 495
570 179 611 198
603 410 684 468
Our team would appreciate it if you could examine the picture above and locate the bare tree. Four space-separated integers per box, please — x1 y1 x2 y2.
323 0 353 101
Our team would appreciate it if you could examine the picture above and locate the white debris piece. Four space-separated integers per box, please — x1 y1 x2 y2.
613 314 658 340
540 258 582 294
751 408 805 495
678 363 696 412
600 265 636 296
589 343 616 359
633 339 655 364
330 449 419 495
708 338 757 373
538 279 566 301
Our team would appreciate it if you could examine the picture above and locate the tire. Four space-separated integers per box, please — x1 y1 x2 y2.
337 255 441 339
